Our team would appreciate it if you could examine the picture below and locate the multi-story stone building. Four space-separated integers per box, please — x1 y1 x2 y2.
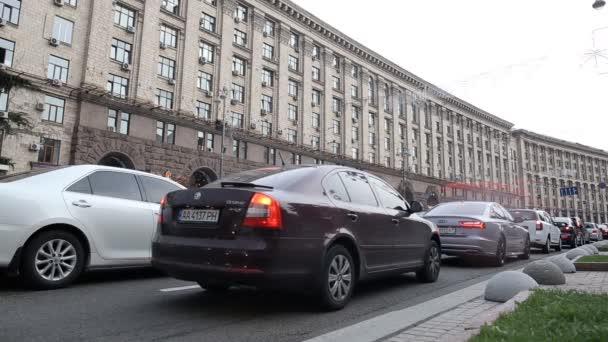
0 0 526 208
513 130 608 222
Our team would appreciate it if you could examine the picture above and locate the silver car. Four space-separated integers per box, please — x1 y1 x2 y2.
584 223 604 241
424 201 530 266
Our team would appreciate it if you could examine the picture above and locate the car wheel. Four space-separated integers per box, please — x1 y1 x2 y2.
519 237 530 260
570 236 577 249
198 281 231 292
491 236 506 267
416 240 441 283
542 236 551 254
319 245 355 311
555 237 562 252
21 230 85 290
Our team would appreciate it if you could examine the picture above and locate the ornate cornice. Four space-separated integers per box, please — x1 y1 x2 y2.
513 129 608 159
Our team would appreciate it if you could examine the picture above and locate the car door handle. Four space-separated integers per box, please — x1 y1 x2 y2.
392 218 400 225
347 212 359 222
72 200 92 208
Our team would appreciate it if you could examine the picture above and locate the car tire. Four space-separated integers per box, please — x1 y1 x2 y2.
542 236 551 254
555 237 562 252
570 236 577 249
491 236 506 267
519 237 530 260
21 230 85 290
198 281 231 292
319 245 355 311
416 240 441 283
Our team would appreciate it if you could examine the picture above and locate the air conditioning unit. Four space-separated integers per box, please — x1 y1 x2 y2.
234 16 241 23
0 111 8 119
35 103 45 111
232 70 240 76
371 144 377 149
49 38 59 46
260 109 268 116
120 63 130 71
126 26 135 33
352 118 358 124
51 79 62 87
168 79 176 85
291 120 297 126
29 143 43 152
277 129 283 135
54 0 64 6
230 99 238 105
311 102 317 107
107 126 116 132
199 56 207 65
204 91 213 97
0 18 6 27
314 127 320 132
262 81 268 87
292 95 298 101
250 122 257 129
160 42 167 49
263 31 268 38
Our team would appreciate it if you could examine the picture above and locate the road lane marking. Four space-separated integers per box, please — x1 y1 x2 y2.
160 285 200 292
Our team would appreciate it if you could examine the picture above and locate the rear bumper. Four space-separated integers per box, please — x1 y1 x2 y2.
0 223 29 268
151 235 324 291
440 235 498 257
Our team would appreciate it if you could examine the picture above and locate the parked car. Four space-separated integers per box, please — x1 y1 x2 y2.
507 209 562 253
553 217 583 248
572 216 590 244
0 165 184 289
423 201 530 266
599 224 608 239
152 165 440 310
584 222 604 241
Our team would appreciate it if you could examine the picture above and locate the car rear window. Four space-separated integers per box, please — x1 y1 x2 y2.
507 210 538 222
0 166 67 183
425 202 488 217
585 223 596 228
207 166 316 190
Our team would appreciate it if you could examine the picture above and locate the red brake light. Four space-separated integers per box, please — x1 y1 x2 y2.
242 192 282 229
157 195 167 224
593 229 598 233
564 226 572 231
458 221 485 229
536 220 543 230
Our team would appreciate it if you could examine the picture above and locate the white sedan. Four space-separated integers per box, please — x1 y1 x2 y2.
0 165 184 289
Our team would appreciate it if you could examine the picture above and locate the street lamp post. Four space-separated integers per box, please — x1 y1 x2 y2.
215 87 228 179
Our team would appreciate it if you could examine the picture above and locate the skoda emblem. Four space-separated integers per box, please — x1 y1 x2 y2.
194 192 202 200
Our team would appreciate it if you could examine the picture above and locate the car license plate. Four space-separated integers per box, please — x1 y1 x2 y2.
439 227 456 235
178 209 220 223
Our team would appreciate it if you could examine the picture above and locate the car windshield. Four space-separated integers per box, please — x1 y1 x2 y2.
206 166 316 190
508 210 538 222
425 202 487 217
585 223 596 228
0 166 66 183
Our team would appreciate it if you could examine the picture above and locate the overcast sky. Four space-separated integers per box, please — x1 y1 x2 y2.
292 0 608 150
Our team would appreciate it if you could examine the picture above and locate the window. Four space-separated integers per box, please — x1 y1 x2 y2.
140 176 181 204
262 43 274 59
155 88 174 109
384 137 391 150
89 171 142 201
384 118 391 132
368 112 375 127
106 74 128 98
288 104 298 121
288 55 299 71
156 121 175 144
352 148 359 160
311 136 320 149
332 119 341 135
384 156 391 168
331 142 340 154
201 12 216 32
231 83 244 103
312 89 321 105
0 0 21 24
263 20 275 36
230 112 243 128
233 29 247 46
233 140 247 159
0 38 14 66
370 177 406 210
261 121 272 136
66 177 92 194
332 76 341 90
199 41 214 63
42 96 64 124
383 84 390 112
119 112 130 135
288 80 298 97
107 109 117 132
234 4 248 22
312 112 320 128
111 38 132 64
312 66 321 81
38 138 61 165
113 3 135 29
339 171 377 207
157 56 175 79
352 126 359 140
198 131 214 151
261 95 273 112
196 101 211 120
289 32 299 49
351 65 359 79
351 85 359 98
160 25 177 48
332 55 340 69
369 132 376 145
47 55 69 82
287 128 297 143
292 153 301 165
312 45 320 59
52 16 74 44
352 106 360 120
368 77 375 103
265 147 276 164
197 71 212 92
161 0 180 15
368 152 375 163
332 97 342 113
261 69 273 86
399 124 405 138
232 56 246 76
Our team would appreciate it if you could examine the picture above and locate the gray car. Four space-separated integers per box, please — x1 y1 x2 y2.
424 201 531 266
584 222 604 241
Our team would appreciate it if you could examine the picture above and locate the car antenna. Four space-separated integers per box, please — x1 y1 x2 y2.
278 151 286 166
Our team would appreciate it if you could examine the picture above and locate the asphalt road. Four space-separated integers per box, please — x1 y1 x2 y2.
0 249 564 342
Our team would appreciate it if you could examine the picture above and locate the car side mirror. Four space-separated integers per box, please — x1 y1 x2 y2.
409 201 423 214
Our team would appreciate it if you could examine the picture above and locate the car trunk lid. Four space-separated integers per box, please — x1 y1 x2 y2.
425 216 485 236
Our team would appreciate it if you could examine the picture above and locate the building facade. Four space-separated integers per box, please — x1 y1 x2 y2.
0 0 576 211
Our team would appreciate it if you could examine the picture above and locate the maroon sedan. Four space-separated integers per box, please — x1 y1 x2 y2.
152 165 440 310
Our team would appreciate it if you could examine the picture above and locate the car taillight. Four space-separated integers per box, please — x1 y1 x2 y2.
592 229 598 233
564 226 572 231
458 221 485 229
242 192 282 229
157 195 167 224
536 220 543 230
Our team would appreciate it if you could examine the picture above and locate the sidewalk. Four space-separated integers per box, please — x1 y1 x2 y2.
383 271 608 342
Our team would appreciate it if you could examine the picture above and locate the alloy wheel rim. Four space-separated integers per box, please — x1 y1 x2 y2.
328 254 352 302
429 246 440 277
35 239 77 281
